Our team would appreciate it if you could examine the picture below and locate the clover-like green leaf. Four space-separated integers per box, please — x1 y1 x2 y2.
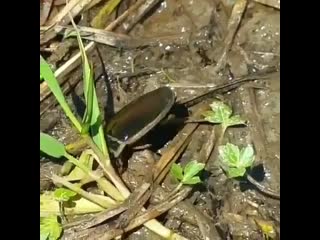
170 160 205 186
54 188 77 202
218 143 256 179
226 167 246 178
219 143 240 167
182 176 202 185
170 163 184 181
183 160 205 182
239 144 255 168
40 216 62 240
202 101 246 129
225 115 246 127
203 101 232 123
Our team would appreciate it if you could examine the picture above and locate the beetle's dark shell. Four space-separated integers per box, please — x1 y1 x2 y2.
106 87 175 144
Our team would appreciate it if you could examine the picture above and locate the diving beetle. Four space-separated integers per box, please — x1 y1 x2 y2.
106 75 269 158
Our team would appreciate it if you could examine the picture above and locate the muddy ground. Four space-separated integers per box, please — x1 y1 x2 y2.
41 0 280 239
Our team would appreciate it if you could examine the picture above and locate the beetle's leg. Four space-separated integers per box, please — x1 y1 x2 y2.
106 135 127 158
107 135 124 145
132 144 152 150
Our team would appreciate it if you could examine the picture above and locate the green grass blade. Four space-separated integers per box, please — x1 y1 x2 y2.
82 62 94 127
91 91 108 156
69 15 108 156
40 132 66 158
40 56 82 132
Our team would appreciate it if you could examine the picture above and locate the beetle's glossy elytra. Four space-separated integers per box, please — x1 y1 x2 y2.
106 87 176 145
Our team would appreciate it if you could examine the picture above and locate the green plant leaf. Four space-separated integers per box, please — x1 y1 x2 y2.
203 101 232 124
226 115 246 127
182 160 205 184
170 163 183 181
54 188 77 202
182 176 202 185
40 55 82 132
226 167 246 178
40 216 62 240
239 144 255 168
40 132 66 158
40 231 49 240
202 101 246 128
69 17 107 155
69 17 93 129
219 143 240 167
218 143 256 178
82 62 94 128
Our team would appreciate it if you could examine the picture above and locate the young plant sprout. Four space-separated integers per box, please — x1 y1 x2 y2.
202 100 246 134
201 100 247 161
218 143 255 178
40 215 62 240
201 100 279 199
170 160 205 196
218 143 280 199
54 188 77 223
254 218 277 240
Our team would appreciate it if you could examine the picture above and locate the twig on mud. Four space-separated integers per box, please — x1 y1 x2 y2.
40 0 54 26
95 187 191 240
254 0 280 10
120 0 162 33
63 183 151 231
63 187 190 239
56 0 147 78
56 25 132 47
116 183 152 229
57 24 190 48
40 0 96 44
46 0 94 28
213 0 248 73
246 174 280 199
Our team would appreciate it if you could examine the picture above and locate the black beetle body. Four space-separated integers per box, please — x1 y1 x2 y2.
106 87 175 157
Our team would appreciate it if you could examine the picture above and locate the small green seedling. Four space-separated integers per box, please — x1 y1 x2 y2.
54 188 77 202
54 188 77 223
218 143 255 178
254 218 276 240
202 101 246 134
170 160 205 191
40 215 62 240
201 100 247 162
